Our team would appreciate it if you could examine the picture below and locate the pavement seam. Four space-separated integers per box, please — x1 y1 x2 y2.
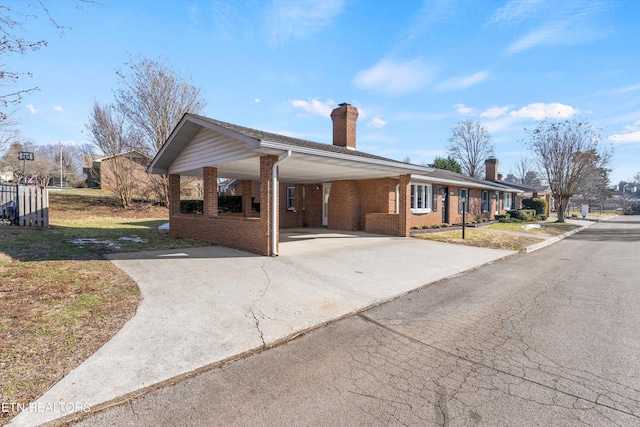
357 313 639 421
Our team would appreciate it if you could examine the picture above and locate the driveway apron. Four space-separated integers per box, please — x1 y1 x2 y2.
11 231 512 427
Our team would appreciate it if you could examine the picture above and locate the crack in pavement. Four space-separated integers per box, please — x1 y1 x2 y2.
357 313 640 421
246 260 272 348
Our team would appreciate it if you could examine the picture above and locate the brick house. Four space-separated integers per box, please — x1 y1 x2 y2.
147 104 521 256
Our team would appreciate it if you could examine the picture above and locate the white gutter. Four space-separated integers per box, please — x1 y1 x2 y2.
271 151 292 256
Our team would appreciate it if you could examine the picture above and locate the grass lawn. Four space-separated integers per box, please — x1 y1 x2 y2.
485 221 581 236
415 228 544 251
416 219 584 251
0 189 209 422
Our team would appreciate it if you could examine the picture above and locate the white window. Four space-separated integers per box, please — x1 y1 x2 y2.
410 183 432 213
286 186 295 211
481 191 489 213
459 188 470 213
503 192 512 210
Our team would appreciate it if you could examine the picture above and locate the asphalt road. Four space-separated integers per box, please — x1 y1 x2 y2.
73 216 640 427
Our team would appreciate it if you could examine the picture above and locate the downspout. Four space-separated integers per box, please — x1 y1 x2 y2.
271 150 292 256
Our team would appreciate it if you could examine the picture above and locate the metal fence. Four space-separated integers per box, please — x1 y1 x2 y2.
0 185 49 227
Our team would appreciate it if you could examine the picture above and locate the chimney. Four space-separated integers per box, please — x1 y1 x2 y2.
485 157 498 181
330 103 358 150
497 173 503 181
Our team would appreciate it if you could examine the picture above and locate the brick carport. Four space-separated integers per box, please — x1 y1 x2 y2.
147 112 427 256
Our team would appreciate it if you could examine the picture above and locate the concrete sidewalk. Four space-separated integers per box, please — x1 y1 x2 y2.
10 230 514 427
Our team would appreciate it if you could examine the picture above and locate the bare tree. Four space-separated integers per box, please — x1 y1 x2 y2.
113 56 207 204
86 101 141 208
447 120 495 179
0 1 94 118
526 119 612 222
507 157 542 187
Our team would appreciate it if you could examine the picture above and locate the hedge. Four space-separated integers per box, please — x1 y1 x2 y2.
522 198 548 216
180 195 258 214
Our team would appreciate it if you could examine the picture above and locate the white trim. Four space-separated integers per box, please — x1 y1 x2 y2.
410 183 432 214
286 186 295 211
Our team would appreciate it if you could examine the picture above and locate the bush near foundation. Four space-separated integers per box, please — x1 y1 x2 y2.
522 198 548 216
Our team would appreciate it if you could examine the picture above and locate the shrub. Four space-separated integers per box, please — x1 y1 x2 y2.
441 223 449 227
522 198 548 216
180 199 203 214
539 214 547 220
431 224 441 229
218 195 243 213
411 226 420 230
421 225 430 229
495 213 510 222
480 218 487 223
508 209 537 222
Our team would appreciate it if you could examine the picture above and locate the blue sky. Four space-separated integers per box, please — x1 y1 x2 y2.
7 0 640 184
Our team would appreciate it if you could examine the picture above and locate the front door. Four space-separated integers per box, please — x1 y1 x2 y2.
441 186 449 224
322 183 331 226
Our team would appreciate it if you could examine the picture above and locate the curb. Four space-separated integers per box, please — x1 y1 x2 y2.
519 226 587 254
519 216 614 254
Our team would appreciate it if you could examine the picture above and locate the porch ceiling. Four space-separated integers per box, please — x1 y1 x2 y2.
177 151 414 183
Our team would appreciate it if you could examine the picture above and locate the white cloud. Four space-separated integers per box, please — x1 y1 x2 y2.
490 0 545 25
26 104 37 114
254 98 261 103
290 98 335 117
353 58 435 96
53 105 63 112
367 117 387 129
608 131 640 144
437 70 490 91
508 102 578 120
481 106 510 118
453 103 476 115
267 0 344 44
504 2 612 54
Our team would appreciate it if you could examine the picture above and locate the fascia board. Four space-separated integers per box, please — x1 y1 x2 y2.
259 140 428 174
411 175 524 193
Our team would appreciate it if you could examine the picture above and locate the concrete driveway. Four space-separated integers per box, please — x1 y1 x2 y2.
11 230 513 427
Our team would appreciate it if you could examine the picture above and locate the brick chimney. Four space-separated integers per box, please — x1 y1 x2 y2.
485 157 498 181
330 103 358 150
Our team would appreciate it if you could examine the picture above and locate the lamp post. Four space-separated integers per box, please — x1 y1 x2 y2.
17 151 34 184
461 196 467 239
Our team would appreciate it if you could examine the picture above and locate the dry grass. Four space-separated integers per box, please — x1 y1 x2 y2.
415 228 544 251
0 189 208 423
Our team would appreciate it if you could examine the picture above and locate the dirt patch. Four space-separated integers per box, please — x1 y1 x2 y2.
0 190 205 423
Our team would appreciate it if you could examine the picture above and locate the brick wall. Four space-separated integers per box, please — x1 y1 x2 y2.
327 180 361 231
279 183 304 228
365 213 399 235
170 214 267 255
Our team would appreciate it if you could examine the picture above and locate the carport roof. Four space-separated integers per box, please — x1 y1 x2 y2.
147 113 521 191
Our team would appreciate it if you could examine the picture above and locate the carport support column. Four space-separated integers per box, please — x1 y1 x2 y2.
241 180 252 217
398 174 411 237
203 167 218 216
168 174 181 216
260 155 279 256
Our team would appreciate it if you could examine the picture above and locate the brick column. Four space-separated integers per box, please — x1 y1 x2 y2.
398 174 411 237
203 167 218 216
241 180 253 217
168 174 181 216
260 155 279 255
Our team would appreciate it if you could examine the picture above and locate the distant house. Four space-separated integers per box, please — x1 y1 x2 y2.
484 158 552 215
0 166 13 183
83 151 153 194
147 103 522 256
